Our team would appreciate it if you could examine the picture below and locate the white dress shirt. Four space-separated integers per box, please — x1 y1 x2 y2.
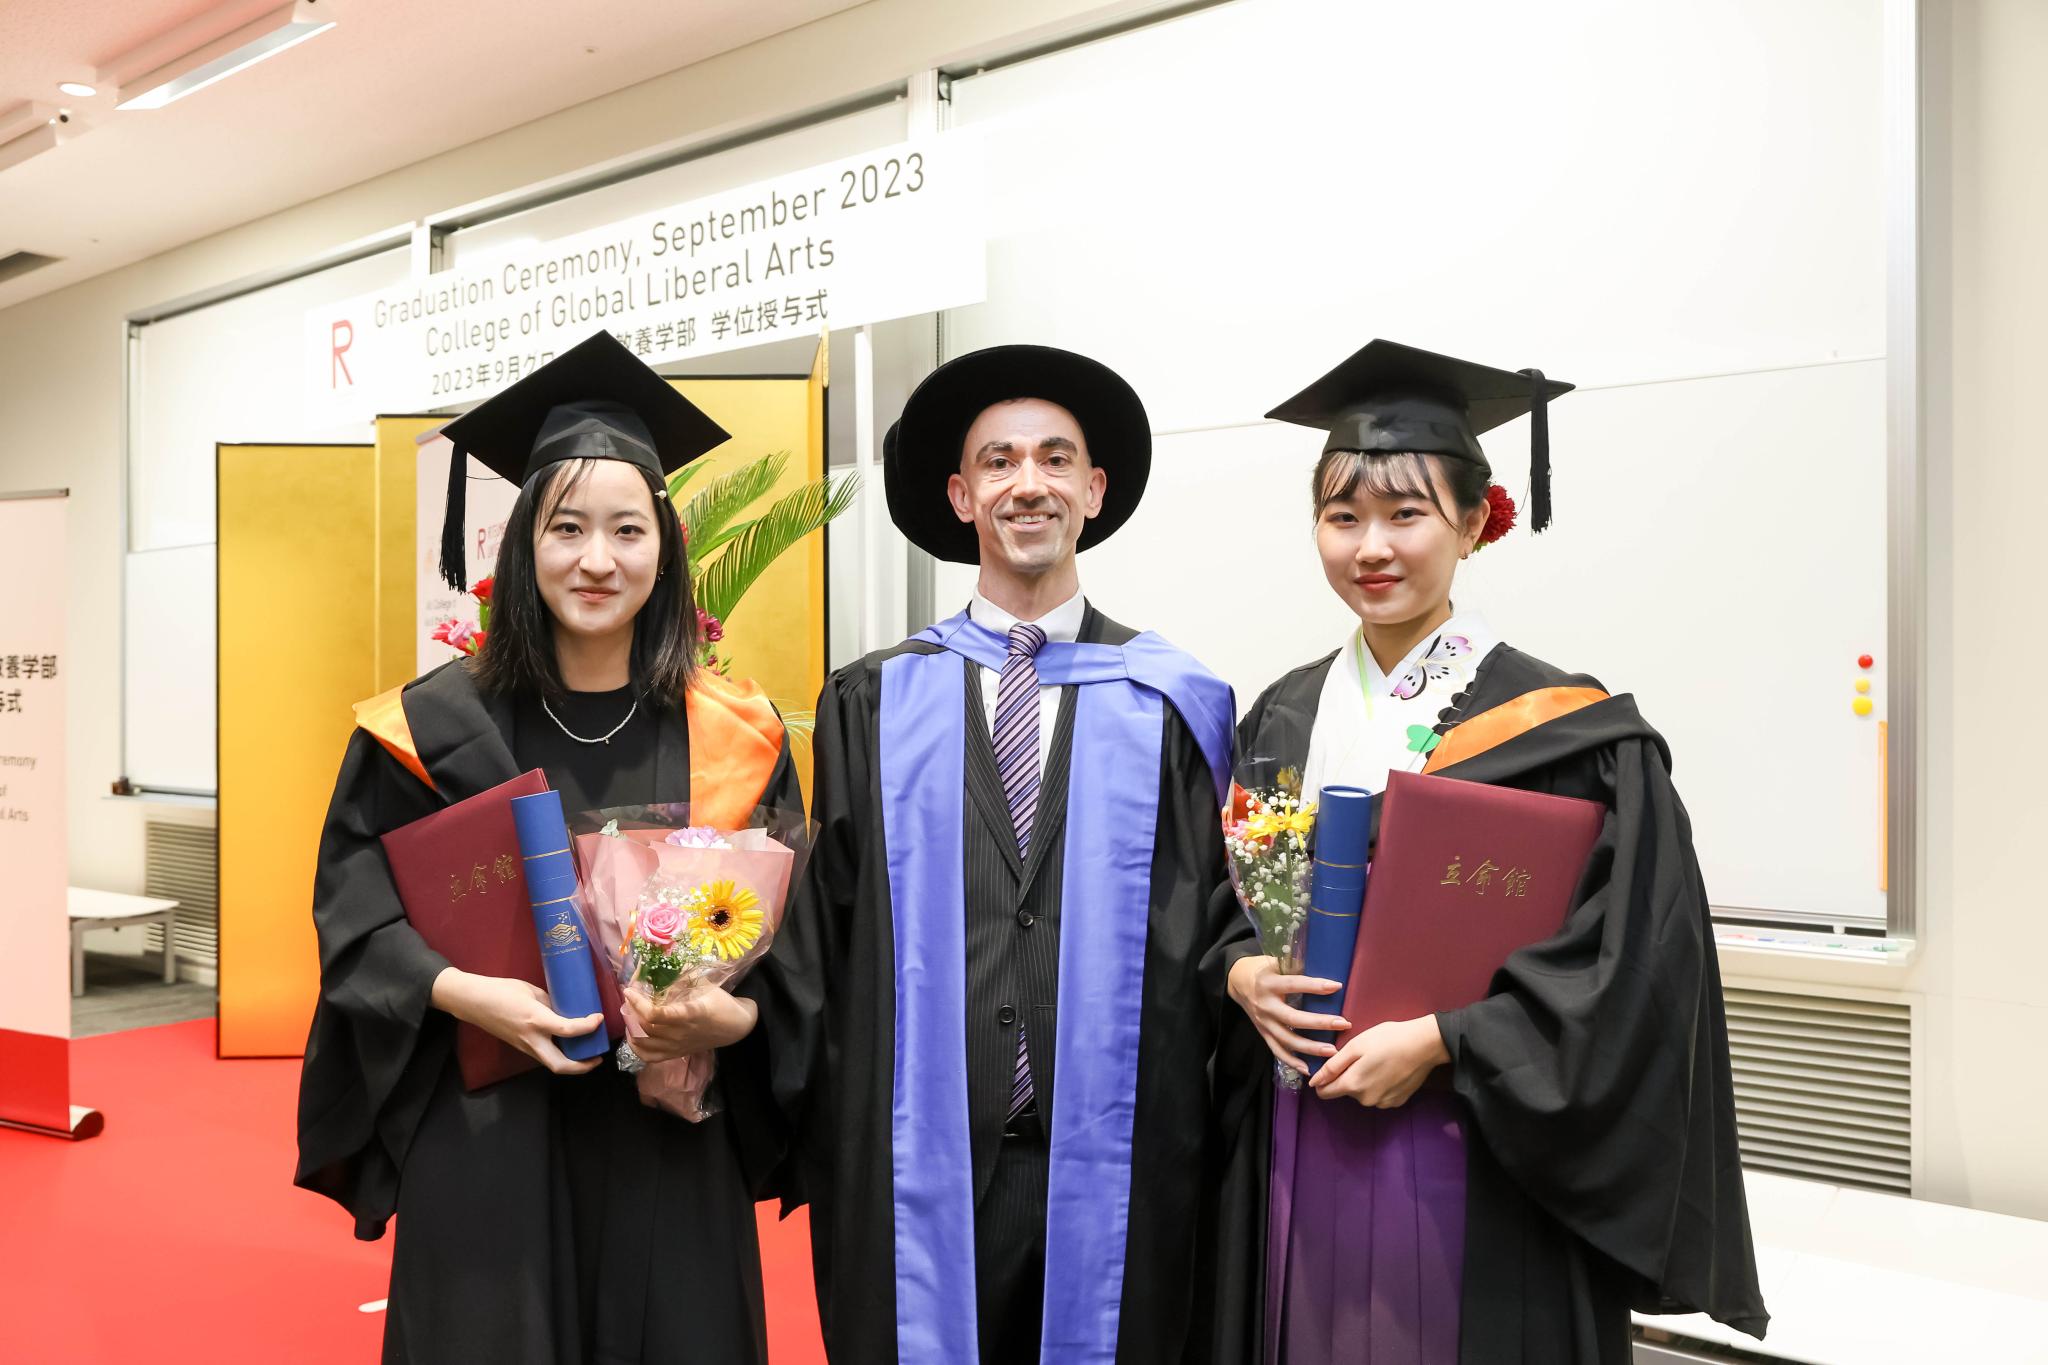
968 588 1086 774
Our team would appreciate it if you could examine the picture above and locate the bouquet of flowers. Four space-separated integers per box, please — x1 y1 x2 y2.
1222 760 1319 1090
570 803 811 1121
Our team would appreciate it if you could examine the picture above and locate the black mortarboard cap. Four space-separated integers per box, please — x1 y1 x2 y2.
888 343 1151 564
1265 339 1574 532
432 331 731 589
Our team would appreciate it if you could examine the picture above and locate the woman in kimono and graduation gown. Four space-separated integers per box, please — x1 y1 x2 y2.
293 334 801 1365
1220 340 1769 1363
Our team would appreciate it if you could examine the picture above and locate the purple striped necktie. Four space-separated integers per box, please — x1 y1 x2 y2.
996 621 1047 1124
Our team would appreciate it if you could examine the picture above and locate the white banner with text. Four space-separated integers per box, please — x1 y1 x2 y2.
308 136 984 424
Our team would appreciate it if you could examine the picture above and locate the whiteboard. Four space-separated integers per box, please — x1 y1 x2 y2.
126 249 409 792
933 0 1889 923
124 544 216 793
131 249 408 552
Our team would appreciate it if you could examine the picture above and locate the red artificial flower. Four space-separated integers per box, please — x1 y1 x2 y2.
1479 484 1517 546
432 619 483 656
696 607 725 644
470 576 494 604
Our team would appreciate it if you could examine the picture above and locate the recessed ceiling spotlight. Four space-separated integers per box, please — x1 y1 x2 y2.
58 82 97 98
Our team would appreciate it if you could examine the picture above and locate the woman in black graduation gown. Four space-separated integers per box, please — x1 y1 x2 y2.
1219 341 1768 1363
294 334 800 1364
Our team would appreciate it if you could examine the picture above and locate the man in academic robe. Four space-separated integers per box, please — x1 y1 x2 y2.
751 345 1252 1364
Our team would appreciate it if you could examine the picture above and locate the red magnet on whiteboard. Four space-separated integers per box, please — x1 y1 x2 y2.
1858 654 1874 669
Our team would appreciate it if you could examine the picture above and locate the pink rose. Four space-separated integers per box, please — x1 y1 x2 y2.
639 905 683 948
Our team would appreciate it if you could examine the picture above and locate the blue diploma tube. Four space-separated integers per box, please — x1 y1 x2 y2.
508 790 611 1062
1302 785 1372 1075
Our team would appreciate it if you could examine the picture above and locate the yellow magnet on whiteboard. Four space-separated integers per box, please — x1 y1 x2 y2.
1855 678 1871 694
1853 697 1874 717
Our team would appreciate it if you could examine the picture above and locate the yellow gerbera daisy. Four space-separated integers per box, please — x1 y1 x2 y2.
689 879 766 961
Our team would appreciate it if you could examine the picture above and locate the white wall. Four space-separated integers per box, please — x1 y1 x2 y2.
1 0 2045 1223
1719 0 2048 1222
1908 0 2048 1218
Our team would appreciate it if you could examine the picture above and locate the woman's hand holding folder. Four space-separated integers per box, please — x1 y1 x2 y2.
1308 1014 1447 1109
430 967 606 1076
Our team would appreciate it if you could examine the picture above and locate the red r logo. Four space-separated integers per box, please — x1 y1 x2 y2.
331 320 355 388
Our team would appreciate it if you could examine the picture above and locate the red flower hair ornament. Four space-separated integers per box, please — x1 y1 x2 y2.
1473 484 1517 551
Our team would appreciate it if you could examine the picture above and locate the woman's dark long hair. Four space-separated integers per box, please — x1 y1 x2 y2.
469 458 699 707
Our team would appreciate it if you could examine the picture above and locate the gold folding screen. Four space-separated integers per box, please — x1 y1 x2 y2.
217 439 414 1057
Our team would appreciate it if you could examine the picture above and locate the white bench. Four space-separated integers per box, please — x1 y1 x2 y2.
68 886 180 997
1635 1170 2048 1362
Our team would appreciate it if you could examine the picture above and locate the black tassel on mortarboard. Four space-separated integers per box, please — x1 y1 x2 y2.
1519 368 1552 534
440 446 469 591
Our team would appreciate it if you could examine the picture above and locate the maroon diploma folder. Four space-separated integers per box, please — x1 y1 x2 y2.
380 769 623 1090
1335 769 1606 1048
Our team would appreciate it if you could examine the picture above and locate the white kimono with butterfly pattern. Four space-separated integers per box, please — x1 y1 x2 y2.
1299 611 1501 806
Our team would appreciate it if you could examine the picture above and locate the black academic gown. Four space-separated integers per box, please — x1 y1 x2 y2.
751 604 1260 1364
1218 644 1770 1364
293 661 800 1365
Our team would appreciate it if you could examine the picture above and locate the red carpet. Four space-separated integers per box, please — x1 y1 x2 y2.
0 1019 825 1363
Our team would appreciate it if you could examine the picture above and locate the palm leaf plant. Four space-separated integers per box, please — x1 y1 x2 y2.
669 451 859 741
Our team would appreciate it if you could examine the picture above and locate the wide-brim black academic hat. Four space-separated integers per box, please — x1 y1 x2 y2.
887 343 1151 564
432 331 730 589
1266 339 1574 532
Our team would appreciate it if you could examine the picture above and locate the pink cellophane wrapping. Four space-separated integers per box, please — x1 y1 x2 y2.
572 825 796 1120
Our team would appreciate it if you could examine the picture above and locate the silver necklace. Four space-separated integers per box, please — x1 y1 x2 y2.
541 692 640 745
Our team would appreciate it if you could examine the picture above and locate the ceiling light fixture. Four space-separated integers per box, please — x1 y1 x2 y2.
0 101 86 176
111 1 338 112
0 110 86 176
57 82 98 98
0 102 56 144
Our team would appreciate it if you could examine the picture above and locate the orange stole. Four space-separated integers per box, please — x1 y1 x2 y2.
1423 685 1610 774
685 673 787 826
352 685 431 786
352 675 785 821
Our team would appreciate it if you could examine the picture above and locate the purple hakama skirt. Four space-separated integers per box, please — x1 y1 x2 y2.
1265 1082 1468 1365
